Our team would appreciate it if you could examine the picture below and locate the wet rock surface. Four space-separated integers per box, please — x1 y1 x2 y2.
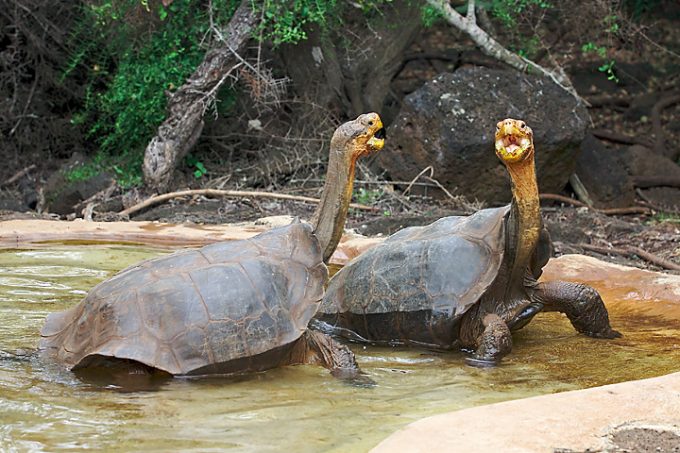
378 67 589 203
372 255 680 453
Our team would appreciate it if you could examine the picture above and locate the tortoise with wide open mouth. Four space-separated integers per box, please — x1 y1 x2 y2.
315 118 620 366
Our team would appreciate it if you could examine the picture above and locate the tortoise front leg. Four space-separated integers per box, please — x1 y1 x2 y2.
289 330 368 381
532 281 621 339
465 314 512 367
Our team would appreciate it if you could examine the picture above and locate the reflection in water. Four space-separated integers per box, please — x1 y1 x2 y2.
0 246 679 452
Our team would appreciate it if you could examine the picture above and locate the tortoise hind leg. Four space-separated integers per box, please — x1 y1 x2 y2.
532 281 621 339
289 330 370 382
465 314 512 367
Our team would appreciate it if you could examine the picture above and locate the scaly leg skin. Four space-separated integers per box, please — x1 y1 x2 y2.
290 330 374 385
533 281 622 339
465 314 512 367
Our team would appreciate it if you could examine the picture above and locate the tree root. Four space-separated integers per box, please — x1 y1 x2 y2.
578 243 680 272
118 188 379 217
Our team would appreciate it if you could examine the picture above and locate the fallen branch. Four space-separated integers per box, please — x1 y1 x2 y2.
540 193 651 216
578 243 680 272
1 164 36 187
539 193 586 207
118 188 379 217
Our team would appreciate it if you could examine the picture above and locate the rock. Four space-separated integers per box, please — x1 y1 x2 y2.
570 62 656 95
624 145 680 209
0 198 29 212
43 153 114 216
624 91 661 121
573 134 635 208
378 67 589 203
372 255 680 453
625 145 680 180
372 372 680 453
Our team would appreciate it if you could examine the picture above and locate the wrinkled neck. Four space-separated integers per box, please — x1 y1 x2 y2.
506 157 541 283
312 147 357 264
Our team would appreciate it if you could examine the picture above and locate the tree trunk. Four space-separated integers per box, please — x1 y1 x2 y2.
142 0 257 193
280 0 423 120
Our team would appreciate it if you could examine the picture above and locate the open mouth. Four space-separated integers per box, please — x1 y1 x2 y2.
495 133 531 161
366 127 386 151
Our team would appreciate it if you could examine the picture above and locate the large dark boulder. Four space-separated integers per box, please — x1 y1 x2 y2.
573 134 635 208
378 67 589 203
624 145 680 209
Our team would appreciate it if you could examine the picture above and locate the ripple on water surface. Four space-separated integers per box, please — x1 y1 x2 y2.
0 245 679 452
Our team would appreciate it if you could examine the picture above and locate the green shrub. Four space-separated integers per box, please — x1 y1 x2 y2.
65 0 239 187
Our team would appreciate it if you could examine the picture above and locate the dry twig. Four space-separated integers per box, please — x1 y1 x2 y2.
1 164 36 187
118 188 379 217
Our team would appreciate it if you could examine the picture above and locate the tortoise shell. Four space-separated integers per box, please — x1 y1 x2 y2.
40 222 327 375
317 207 511 348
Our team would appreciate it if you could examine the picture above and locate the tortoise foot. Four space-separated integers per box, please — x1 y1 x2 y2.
467 313 512 366
585 327 622 339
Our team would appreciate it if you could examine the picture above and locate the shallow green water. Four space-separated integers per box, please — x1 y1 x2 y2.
1 245 679 452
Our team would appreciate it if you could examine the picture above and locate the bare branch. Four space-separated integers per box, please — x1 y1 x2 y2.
425 0 584 103
466 0 475 24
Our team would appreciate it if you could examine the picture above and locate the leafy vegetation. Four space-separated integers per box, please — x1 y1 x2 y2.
354 187 384 205
254 0 339 45
64 0 239 187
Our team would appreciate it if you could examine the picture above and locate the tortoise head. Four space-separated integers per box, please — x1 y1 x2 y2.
495 118 534 164
331 112 386 161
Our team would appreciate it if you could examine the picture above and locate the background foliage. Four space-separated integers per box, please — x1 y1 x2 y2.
54 0 659 187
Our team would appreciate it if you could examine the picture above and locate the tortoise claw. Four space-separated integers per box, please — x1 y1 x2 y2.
587 328 622 339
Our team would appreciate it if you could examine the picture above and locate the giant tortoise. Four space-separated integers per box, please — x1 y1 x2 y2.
40 113 386 377
315 118 620 366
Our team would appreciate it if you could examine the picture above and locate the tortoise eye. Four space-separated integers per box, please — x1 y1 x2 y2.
519 122 526 129
368 120 374 126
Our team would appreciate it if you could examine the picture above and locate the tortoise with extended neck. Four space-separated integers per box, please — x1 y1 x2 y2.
315 118 620 366
40 113 386 376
